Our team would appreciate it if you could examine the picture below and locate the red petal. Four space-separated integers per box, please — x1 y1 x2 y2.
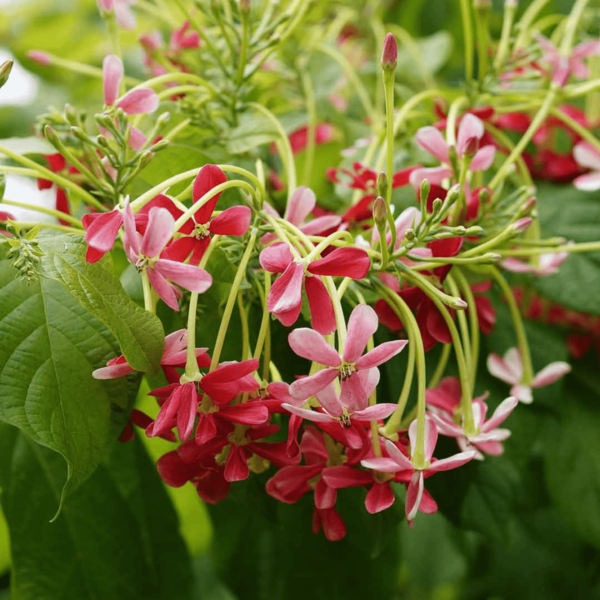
192 165 228 223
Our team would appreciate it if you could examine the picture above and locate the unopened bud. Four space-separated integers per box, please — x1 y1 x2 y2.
27 50 52 66
463 136 480 159
97 135 110 147
419 179 431 206
0 60 13 88
239 0 251 14
445 184 461 206
64 104 78 126
464 225 484 236
478 188 491 204
151 139 170 152
481 253 501 264
71 126 89 143
376 172 388 199
405 228 416 241
449 297 468 310
432 198 443 213
157 111 171 126
511 217 532 234
43 125 60 147
381 33 398 71
518 197 537 216
373 196 387 224
138 151 154 169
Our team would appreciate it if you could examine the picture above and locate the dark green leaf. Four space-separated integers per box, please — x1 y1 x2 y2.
39 234 164 374
0 424 193 600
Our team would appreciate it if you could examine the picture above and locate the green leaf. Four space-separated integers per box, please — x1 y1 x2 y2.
0 253 134 511
396 31 454 79
544 375 600 549
38 234 164 374
533 183 600 314
0 424 193 600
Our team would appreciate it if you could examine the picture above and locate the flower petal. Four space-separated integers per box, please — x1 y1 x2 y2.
141 207 174 258
339 372 368 412
84 210 123 253
103 54 123 106
487 353 519 385
469 145 496 171
573 142 600 171
510 384 533 404
289 369 339 400
481 396 518 433
305 276 337 335
383 439 414 470
314 384 344 417
281 403 333 423
268 262 304 315
365 482 395 514
342 304 378 363
288 328 341 366
192 164 228 223
219 402 269 425
177 383 198 441
573 172 600 191
259 242 294 273
356 340 408 370
92 362 134 379
284 186 316 226
147 268 179 311
360 457 407 473
153 259 213 293
531 361 571 388
415 126 449 163
426 450 476 473
301 215 342 236
406 471 424 521
352 403 398 421
408 417 438 462
117 88 159 115
457 114 484 157
209 205 251 236
307 247 371 279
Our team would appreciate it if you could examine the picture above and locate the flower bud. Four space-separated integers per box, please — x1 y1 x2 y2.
0 60 13 89
444 184 462 207
480 253 501 264
376 172 388 199
373 196 387 224
449 297 468 310
43 125 60 148
518 197 537 216
151 139 170 152
463 135 480 159
432 198 443 213
239 0 251 15
71 126 90 143
419 179 431 206
27 50 51 66
511 217 532 234
381 33 398 72
405 228 416 241
97 135 110 148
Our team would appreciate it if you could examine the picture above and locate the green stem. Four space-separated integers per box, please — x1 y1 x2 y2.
494 1 517 72
514 0 550 49
185 292 200 379
459 0 475 85
474 5 490 85
498 242 600 256
210 229 258 370
236 13 250 85
253 271 272 362
446 273 472 368
7 221 80 234
428 343 452 388
141 270 154 313
487 266 534 384
238 293 250 360
0 199 83 227
300 69 317 187
384 72 397 256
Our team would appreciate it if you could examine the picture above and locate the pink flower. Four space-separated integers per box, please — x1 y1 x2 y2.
501 250 569 276
259 242 370 334
92 328 210 379
286 304 408 409
103 55 158 114
123 202 213 310
370 206 423 252
165 165 251 264
411 114 496 188
288 124 335 155
573 142 600 191
487 347 571 403
536 34 600 86
361 418 476 522
262 187 342 244
98 0 137 30
170 21 200 51
426 377 519 459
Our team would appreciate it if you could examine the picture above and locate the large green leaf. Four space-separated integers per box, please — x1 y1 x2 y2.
534 183 600 314
544 374 600 550
0 253 133 509
0 424 193 600
39 234 164 374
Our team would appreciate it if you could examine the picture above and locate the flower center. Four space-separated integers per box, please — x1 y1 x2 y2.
193 223 210 240
338 412 352 428
339 362 355 380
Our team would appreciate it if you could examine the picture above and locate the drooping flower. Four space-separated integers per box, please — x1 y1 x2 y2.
536 34 600 87
259 242 371 334
573 142 600 191
123 201 213 310
361 418 476 522
165 165 251 264
103 54 158 114
92 328 210 379
487 347 571 403
287 304 408 407
501 250 569 276
97 0 138 31
426 377 518 459
411 114 496 188
36 153 75 226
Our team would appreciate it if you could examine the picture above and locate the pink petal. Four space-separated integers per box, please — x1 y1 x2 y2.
307 247 371 279
162 329 187 359
289 369 339 401
394 207 421 247
281 403 333 423
360 457 407 473
408 166 453 189
428 411 463 438
123 200 140 258
487 353 519 385
177 383 198 441
128 126 147 151
359 367 380 399
259 242 294 273
147 268 180 311
406 471 424 521
355 340 408 370
573 142 600 171
408 417 438 462
103 54 123 106
314 384 344 417
352 403 398 421
419 487 438 514
457 114 484 157
92 362 134 379
415 126 449 163
469 145 496 171
339 372 368 412
365 482 395 514
305 276 337 335
322 465 373 488
426 450 476 473
84 210 123 253
531 361 571 388
342 304 378 363
288 328 341 367
481 396 518 432
268 262 304 314
573 172 600 192
209 205 251 236
284 186 316 226
117 88 159 115
153 260 212 293
219 403 269 425
501 257 533 273
114 1 136 29
301 215 342 236
504 348 524 380
572 39 600 59
510 384 533 404
383 439 414 470
193 165 228 223
141 207 174 257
